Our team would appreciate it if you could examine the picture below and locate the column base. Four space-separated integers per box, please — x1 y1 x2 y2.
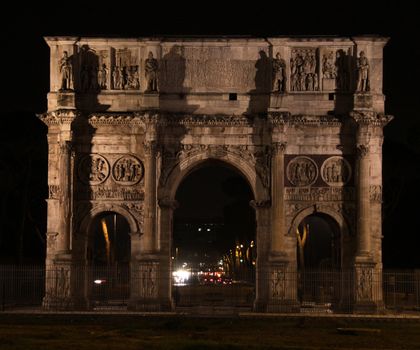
353 300 384 314
42 296 88 311
266 299 300 313
127 298 172 312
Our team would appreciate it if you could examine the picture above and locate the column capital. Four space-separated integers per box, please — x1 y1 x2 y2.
271 142 287 154
143 140 158 156
350 111 393 127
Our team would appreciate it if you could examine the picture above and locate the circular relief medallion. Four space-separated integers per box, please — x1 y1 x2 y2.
286 156 318 187
321 156 352 186
78 154 110 185
112 155 144 185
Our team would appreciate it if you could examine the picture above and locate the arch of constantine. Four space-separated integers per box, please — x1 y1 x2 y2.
40 36 392 312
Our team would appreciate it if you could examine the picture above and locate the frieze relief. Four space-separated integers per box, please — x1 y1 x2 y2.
285 187 355 201
112 156 144 185
321 156 352 187
76 186 144 201
286 202 355 220
286 156 318 187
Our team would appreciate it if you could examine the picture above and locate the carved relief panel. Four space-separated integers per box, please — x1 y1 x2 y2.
111 48 140 90
78 46 110 92
76 153 145 201
290 48 319 92
320 156 352 186
78 154 110 185
285 155 354 187
112 156 144 185
321 48 352 91
286 156 318 187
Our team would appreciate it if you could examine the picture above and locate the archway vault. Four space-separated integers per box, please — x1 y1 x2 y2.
79 204 140 236
288 204 350 239
159 150 269 203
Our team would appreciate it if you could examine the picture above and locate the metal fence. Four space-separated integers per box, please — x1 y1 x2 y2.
1 265 419 314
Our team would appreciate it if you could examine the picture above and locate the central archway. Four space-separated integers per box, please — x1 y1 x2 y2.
171 159 256 309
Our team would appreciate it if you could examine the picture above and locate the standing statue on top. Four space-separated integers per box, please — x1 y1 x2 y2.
145 51 159 93
272 52 287 93
59 51 73 91
356 51 370 92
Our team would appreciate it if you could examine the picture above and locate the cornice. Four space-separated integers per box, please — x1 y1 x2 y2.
38 109 80 126
350 111 394 127
87 113 142 127
269 113 343 127
155 114 253 127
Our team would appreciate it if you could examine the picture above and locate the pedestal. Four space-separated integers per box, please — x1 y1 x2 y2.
353 259 382 313
354 93 372 110
128 257 172 311
57 91 76 109
43 255 88 310
265 258 300 313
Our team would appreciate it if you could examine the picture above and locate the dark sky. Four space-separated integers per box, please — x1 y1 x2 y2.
0 4 419 266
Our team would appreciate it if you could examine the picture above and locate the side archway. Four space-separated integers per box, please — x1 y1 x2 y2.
79 204 140 237
288 204 350 240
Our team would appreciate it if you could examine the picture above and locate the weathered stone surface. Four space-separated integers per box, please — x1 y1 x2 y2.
40 36 392 312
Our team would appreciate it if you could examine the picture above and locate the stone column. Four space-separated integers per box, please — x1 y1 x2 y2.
271 142 287 256
352 112 378 312
142 140 157 253
129 115 162 311
356 143 371 257
40 110 78 310
267 144 300 312
56 141 72 254
250 200 271 312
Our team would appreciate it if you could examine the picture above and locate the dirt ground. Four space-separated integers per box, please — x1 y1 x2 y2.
0 314 419 349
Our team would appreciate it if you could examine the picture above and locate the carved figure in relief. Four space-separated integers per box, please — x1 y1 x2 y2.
59 51 73 91
272 52 286 93
356 51 370 92
112 66 120 89
97 64 108 89
145 51 158 92
322 51 337 79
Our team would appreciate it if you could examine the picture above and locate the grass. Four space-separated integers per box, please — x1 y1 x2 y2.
0 314 419 349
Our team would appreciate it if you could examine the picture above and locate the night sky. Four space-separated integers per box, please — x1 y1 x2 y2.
0 4 419 266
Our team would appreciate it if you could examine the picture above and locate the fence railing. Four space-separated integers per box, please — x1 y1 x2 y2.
1 265 419 314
